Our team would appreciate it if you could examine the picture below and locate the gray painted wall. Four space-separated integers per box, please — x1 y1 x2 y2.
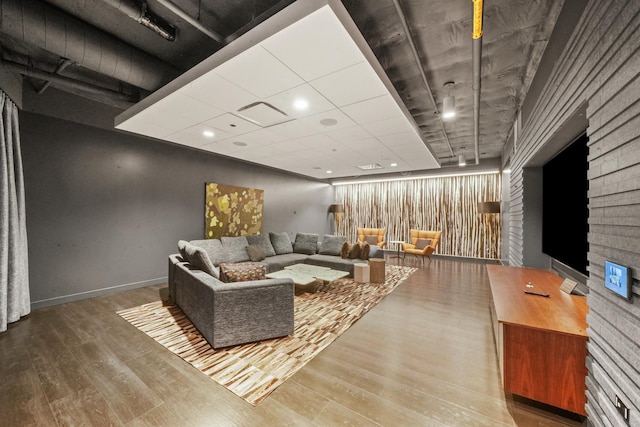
504 0 640 425
20 111 333 308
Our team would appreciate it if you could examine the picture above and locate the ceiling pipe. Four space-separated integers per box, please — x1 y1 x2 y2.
155 0 225 43
1 58 138 107
36 58 74 94
472 0 484 165
103 0 176 41
390 0 455 159
0 0 177 92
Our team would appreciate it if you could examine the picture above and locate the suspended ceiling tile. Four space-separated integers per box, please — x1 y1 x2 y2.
310 61 387 107
261 5 364 82
165 123 234 147
182 73 257 112
361 116 415 137
214 45 305 98
341 95 403 124
203 113 261 135
324 125 373 143
268 118 319 140
299 109 357 133
264 83 335 119
238 128 288 145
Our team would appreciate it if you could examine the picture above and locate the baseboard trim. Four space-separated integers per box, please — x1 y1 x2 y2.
30 277 167 310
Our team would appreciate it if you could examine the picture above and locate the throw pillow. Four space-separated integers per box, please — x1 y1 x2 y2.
189 239 228 265
246 234 276 257
293 232 318 255
341 241 351 259
348 242 361 259
364 235 378 245
269 232 293 254
177 240 188 260
221 236 251 263
246 244 266 262
183 241 219 278
358 242 370 260
415 238 433 250
219 262 266 283
319 235 347 256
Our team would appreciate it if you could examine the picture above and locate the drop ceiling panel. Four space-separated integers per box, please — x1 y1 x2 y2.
310 61 388 107
115 0 440 180
261 5 364 81
214 46 305 98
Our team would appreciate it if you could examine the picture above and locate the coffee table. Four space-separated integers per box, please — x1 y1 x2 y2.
266 263 349 294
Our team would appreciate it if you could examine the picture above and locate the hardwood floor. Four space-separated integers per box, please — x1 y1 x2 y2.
0 257 586 426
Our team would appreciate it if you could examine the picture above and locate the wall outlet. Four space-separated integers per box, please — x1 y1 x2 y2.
615 395 630 424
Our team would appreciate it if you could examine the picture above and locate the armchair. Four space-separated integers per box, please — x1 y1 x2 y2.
357 227 386 248
402 230 442 262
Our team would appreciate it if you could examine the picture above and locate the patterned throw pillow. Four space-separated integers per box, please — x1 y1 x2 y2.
219 262 266 283
364 235 378 245
415 238 433 250
358 242 370 260
341 241 351 259
348 242 361 259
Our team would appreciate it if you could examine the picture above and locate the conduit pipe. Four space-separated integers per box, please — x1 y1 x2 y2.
0 0 177 92
391 0 455 159
102 0 176 41
1 59 138 106
156 0 225 43
472 0 484 165
36 58 73 94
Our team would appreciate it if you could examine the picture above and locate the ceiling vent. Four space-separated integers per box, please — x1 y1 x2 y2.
236 102 290 127
356 163 383 170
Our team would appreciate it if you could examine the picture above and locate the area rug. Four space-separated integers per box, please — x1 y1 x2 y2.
117 265 416 405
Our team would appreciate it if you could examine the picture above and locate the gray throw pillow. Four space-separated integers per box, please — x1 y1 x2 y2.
189 239 228 265
184 241 219 278
415 238 433 250
269 232 293 255
364 235 378 245
221 236 251 263
319 234 347 255
246 244 266 262
293 232 318 255
246 234 276 257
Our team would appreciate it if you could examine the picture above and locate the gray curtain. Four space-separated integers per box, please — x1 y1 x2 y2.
1 90 29 332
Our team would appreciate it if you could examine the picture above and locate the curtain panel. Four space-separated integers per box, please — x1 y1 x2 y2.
0 90 29 332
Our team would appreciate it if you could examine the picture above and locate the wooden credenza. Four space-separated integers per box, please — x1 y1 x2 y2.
486 265 588 416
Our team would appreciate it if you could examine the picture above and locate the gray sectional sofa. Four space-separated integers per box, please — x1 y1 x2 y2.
168 232 382 349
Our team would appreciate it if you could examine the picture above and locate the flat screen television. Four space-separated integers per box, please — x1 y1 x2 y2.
542 132 589 275
604 260 632 300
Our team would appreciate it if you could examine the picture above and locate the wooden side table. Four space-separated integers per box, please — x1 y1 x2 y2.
369 259 385 283
354 263 370 282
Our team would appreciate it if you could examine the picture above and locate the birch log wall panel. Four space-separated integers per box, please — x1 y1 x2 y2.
335 173 502 259
503 1 640 424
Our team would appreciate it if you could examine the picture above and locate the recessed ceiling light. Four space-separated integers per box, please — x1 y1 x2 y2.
293 98 309 110
356 163 383 170
203 130 215 138
320 118 338 126
390 163 398 167
326 170 333 174
233 141 247 147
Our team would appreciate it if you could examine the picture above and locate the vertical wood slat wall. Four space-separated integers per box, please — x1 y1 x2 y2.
334 173 502 259
505 0 640 424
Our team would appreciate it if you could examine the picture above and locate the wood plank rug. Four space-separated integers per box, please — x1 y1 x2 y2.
117 265 416 405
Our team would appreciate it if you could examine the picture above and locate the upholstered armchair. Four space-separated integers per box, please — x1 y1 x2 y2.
402 230 442 261
357 227 386 248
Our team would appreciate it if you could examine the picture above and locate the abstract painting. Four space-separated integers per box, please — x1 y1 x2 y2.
205 183 263 239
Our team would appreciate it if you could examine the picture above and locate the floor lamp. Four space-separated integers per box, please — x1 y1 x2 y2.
329 204 344 233
478 201 501 260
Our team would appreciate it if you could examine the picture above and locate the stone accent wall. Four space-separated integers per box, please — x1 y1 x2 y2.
505 1 640 424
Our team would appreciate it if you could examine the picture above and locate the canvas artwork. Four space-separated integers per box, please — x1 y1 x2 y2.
205 183 264 239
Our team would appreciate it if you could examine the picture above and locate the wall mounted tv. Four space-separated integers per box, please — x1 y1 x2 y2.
542 132 589 275
604 260 632 300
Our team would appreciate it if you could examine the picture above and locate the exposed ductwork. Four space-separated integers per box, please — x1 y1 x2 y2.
0 0 178 92
0 58 139 108
156 0 224 43
102 0 177 41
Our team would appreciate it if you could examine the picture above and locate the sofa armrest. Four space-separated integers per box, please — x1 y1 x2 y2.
377 240 386 249
173 263 294 348
402 243 415 251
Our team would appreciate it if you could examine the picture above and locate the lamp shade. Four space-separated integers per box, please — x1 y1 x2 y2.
442 95 456 119
329 204 344 213
478 201 501 214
